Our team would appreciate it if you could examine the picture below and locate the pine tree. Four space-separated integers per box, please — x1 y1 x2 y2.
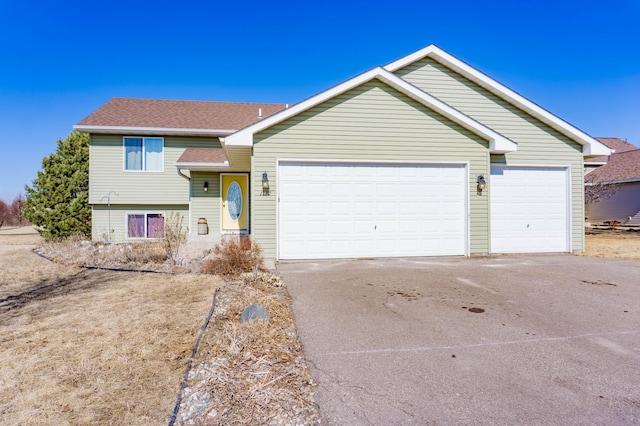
23 131 91 240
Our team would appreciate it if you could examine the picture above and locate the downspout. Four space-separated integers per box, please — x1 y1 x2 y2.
176 167 192 240
177 168 190 181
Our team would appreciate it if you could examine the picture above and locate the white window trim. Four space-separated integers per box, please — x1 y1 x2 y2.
125 212 166 239
122 136 165 172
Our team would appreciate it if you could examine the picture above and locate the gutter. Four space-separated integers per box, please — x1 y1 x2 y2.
174 161 230 170
74 125 236 137
586 178 640 185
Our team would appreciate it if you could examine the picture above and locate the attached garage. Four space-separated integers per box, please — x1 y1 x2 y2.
278 162 468 259
218 45 612 260
490 166 570 253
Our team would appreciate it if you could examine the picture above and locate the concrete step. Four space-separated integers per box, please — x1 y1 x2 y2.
627 210 640 225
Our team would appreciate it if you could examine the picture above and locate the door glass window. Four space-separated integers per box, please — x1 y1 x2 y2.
227 181 242 221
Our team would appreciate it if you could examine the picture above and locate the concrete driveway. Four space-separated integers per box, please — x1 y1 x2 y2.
278 255 640 425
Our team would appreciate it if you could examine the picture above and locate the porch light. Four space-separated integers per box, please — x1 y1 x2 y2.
262 172 270 196
203 181 209 192
477 175 486 191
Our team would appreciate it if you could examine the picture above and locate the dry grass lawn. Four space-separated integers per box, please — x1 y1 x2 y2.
582 229 640 261
2 224 636 424
0 227 222 425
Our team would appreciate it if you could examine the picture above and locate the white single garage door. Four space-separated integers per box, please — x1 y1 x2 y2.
278 162 467 259
490 166 569 253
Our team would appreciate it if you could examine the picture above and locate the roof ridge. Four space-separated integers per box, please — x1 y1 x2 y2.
109 97 287 106
612 147 640 155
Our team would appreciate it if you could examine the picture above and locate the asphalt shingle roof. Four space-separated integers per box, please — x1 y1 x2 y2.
176 147 228 164
586 148 640 183
77 98 288 132
588 137 638 164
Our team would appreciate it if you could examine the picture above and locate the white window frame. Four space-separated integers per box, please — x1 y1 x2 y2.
125 212 166 239
123 137 165 172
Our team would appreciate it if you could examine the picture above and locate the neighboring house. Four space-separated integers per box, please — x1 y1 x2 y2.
585 147 640 225
75 45 611 260
585 137 638 174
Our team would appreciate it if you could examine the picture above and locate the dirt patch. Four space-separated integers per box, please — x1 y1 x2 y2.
582 229 640 261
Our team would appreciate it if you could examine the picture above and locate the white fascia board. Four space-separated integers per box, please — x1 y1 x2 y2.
174 161 230 171
384 45 611 157
376 69 516 153
582 139 613 156
223 67 390 147
74 125 236 136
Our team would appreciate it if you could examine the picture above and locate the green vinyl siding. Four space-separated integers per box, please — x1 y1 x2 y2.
92 204 188 242
89 135 222 205
252 80 491 259
189 172 222 236
395 58 585 252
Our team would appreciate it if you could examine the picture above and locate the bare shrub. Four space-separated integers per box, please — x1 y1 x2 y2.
201 237 265 278
121 241 168 264
36 238 177 271
164 212 188 264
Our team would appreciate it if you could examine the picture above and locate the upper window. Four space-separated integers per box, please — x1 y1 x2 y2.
124 137 164 171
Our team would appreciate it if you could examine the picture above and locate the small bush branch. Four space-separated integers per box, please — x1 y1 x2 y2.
164 212 188 264
585 182 620 204
201 237 265 278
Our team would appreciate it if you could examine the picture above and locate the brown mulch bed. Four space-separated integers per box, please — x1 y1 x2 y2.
175 273 320 425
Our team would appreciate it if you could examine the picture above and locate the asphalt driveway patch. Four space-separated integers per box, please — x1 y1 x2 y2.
278 255 640 425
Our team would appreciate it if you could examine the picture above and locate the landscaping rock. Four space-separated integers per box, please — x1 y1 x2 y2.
241 304 270 323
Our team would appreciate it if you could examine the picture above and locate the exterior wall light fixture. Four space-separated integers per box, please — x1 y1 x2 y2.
262 172 270 195
203 181 209 192
477 175 486 191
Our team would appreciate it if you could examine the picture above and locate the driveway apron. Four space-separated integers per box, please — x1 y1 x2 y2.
278 255 640 425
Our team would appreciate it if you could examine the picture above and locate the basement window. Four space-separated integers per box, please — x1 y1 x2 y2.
127 213 165 238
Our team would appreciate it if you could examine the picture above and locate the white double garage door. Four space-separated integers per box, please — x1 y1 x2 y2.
278 162 570 260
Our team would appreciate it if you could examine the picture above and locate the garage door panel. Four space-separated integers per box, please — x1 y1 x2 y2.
490 166 568 254
307 183 328 196
353 182 374 195
279 162 467 259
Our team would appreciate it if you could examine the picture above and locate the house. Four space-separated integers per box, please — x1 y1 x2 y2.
585 145 640 225
75 45 611 260
585 137 638 174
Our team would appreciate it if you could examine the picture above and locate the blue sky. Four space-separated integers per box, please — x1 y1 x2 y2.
1 0 639 200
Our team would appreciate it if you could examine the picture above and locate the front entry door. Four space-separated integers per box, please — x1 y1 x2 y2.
221 174 249 232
